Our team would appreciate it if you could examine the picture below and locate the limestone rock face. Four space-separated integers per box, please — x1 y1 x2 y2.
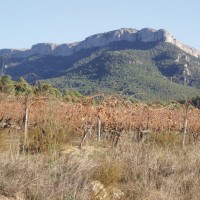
31 43 58 55
0 49 28 57
0 28 200 58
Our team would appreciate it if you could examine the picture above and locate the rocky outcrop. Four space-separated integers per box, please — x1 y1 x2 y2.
163 31 200 57
89 180 125 200
0 28 200 58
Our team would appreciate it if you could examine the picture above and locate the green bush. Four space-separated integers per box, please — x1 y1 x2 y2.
33 82 61 97
63 89 83 102
15 77 32 95
0 75 15 94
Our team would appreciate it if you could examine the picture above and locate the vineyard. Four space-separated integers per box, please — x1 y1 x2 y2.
1 93 200 200
0 93 200 148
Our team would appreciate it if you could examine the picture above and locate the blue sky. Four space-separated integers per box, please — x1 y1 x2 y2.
0 0 200 49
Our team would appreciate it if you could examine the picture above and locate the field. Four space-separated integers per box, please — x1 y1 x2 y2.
1 93 200 200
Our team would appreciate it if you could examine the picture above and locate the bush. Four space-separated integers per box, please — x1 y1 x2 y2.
33 82 61 97
0 75 15 94
149 131 182 148
92 159 122 187
15 77 32 95
21 116 67 154
63 89 83 102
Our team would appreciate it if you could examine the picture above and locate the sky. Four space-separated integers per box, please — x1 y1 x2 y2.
0 0 200 50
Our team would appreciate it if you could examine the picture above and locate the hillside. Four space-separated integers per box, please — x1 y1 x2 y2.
1 28 200 101
45 42 200 101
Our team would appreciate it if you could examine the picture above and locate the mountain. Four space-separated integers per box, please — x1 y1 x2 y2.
1 28 200 58
1 28 200 101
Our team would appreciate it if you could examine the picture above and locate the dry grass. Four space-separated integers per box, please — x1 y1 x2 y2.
118 143 200 200
92 158 122 187
1 140 200 199
0 153 95 200
1 94 200 199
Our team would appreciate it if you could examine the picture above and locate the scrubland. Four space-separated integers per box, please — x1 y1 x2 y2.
1 93 200 200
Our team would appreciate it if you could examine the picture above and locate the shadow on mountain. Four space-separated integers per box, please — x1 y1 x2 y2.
107 41 159 51
4 41 159 81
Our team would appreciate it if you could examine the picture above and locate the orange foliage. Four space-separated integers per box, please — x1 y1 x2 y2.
0 95 200 134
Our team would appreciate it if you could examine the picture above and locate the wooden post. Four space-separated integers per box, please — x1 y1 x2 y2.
79 129 87 149
23 94 29 152
88 116 92 138
24 106 28 146
182 101 189 148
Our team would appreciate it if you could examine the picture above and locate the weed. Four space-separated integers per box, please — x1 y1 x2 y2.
92 159 122 187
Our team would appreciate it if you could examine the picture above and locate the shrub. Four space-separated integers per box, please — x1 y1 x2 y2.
20 117 68 154
92 159 122 187
149 131 182 148
15 77 32 95
33 82 61 97
0 75 15 94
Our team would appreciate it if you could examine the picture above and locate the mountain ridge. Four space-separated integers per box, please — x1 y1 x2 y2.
1 41 200 101
1 28 200 58
1 29 200 101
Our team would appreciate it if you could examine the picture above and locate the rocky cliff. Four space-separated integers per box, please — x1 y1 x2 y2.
1 28 200 58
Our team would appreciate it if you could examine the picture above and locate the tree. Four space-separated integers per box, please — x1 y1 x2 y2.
15 77 32 95
0 75 15 94
33 82 61 97
63 89 82 102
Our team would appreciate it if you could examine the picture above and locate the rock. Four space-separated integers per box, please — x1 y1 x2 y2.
89 180 109 200
89 181 125 200
31 43 58 55
1 28 200 58
110 188 125 200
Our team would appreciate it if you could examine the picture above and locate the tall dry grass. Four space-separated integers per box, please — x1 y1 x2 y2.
0 134 200 199
1 94 200 199
0 153 95 200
